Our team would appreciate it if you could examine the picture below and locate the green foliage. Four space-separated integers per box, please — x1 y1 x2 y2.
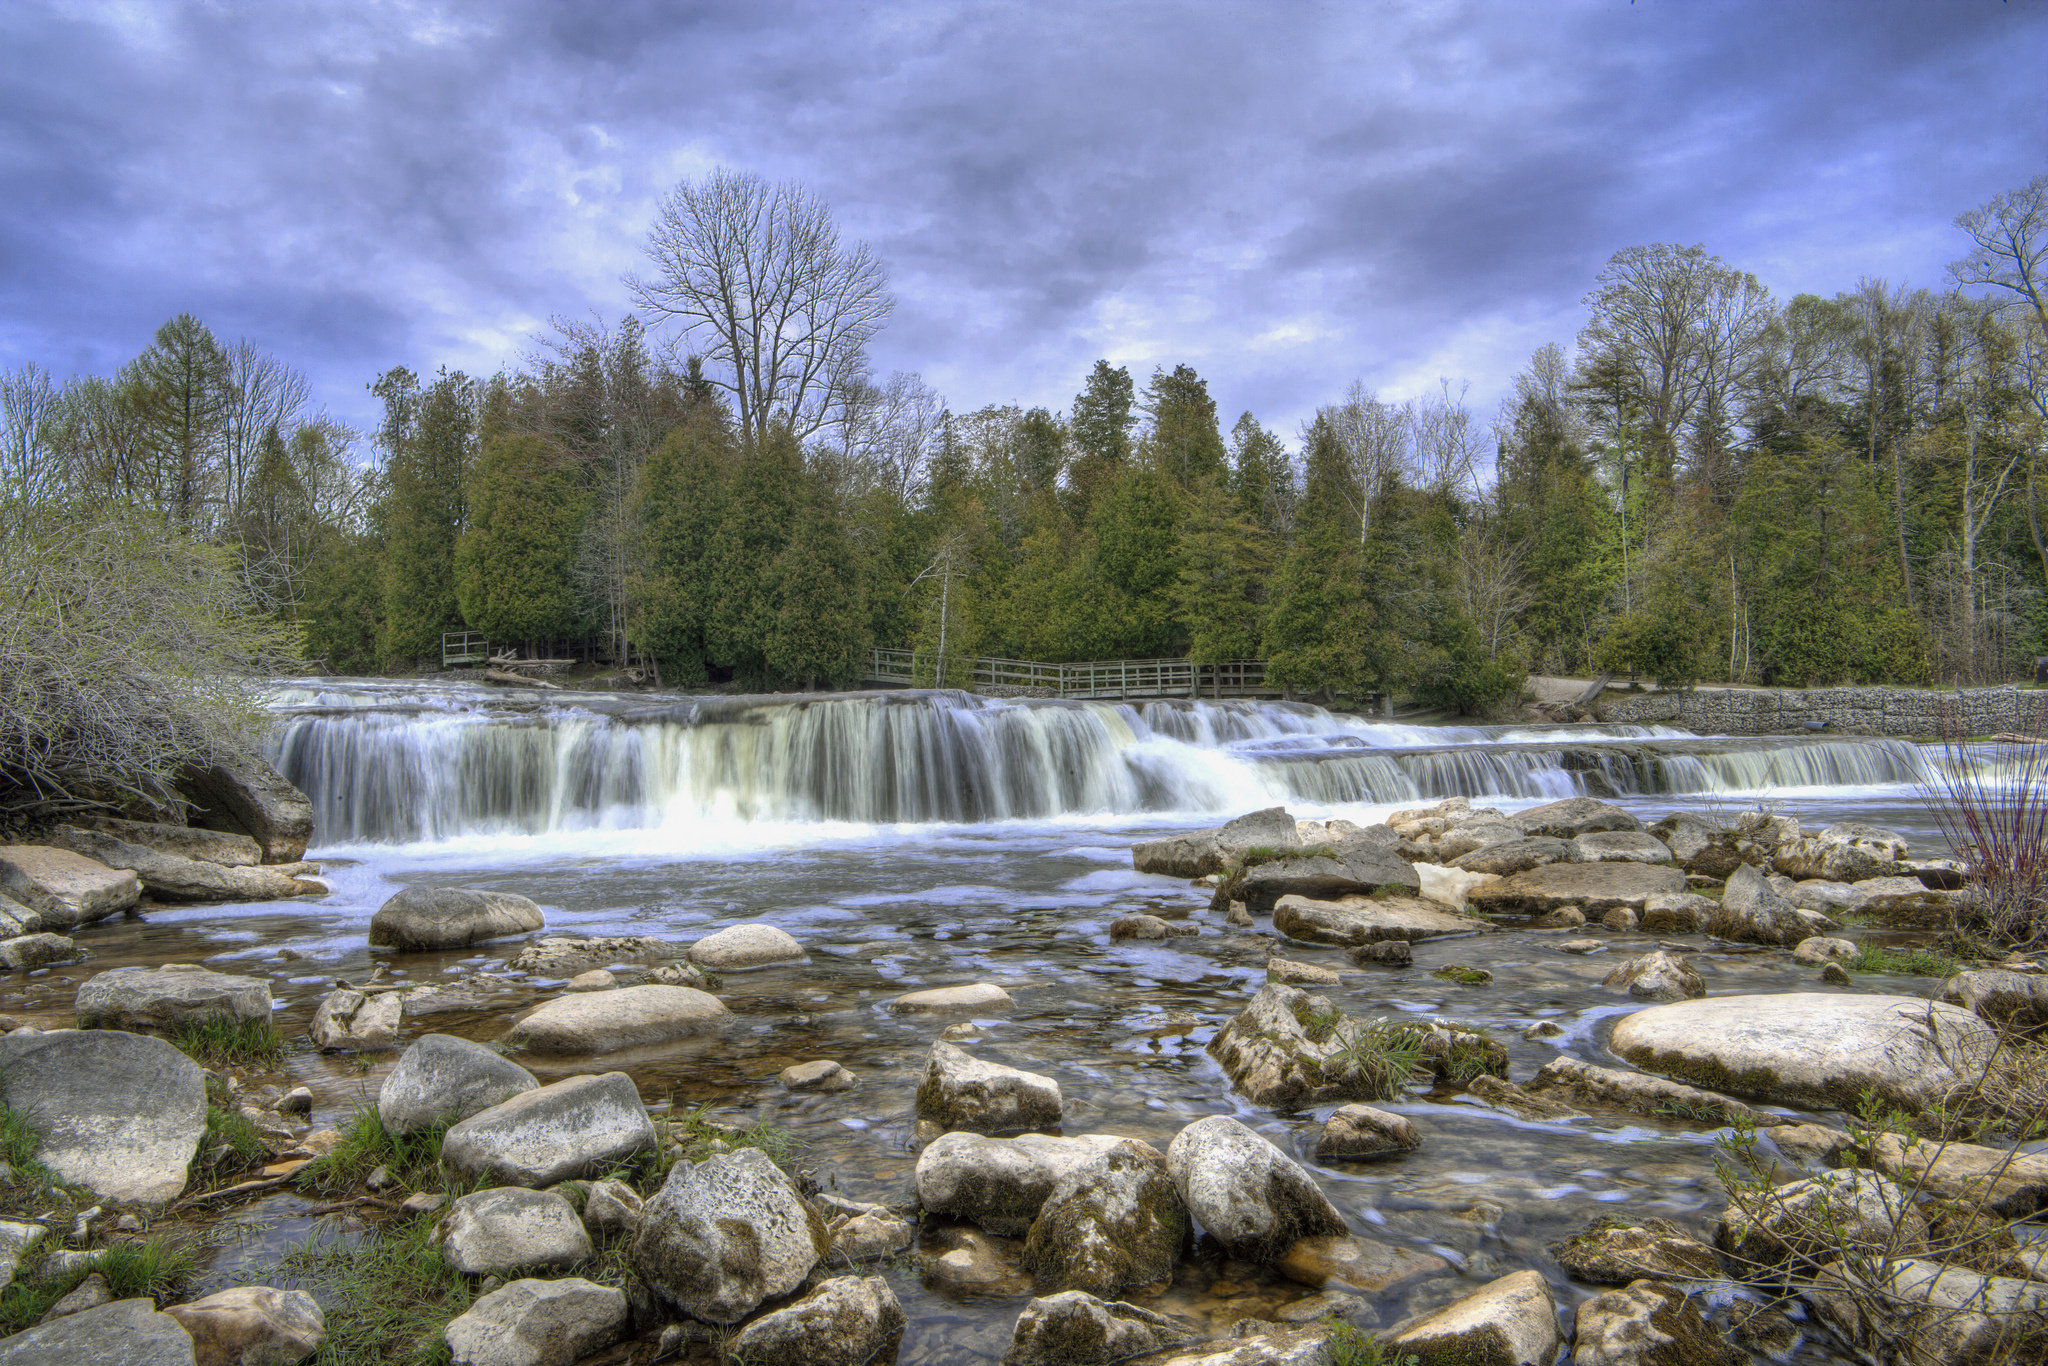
1173 476 1271 668
169 1016 286 1069
0 1234 203 1336
1327 1320 1421 1366
1082 465 1187 658
377 368 475 664
202 1103 270 1177
766 487 869 689
1596 606 1713 690
283 1209 476 1366
707 425 806 685
662 1102 805 1171
628 407 731 682
293 1107 454 1198
453 432 590 643
1140 363 1228 490
301 526 387 674
1411 606 1525 716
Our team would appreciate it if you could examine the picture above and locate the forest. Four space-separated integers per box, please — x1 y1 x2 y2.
4 170 2046 716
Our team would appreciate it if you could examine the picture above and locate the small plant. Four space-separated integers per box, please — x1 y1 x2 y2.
1322 1021 1430 1098
1848 943 1959 978
0 1232 203 1335
293 1107 452 1198
1326 1318 1420 1366
662 1102 805 1171
201 1104 270 1176
283 1211 476 1366
1431 965 1493 986
1923 697 2048 950
169 1016 287 1070
1290 997 1346 1044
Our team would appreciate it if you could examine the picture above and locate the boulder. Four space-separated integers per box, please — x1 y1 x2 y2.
0 1221 42 1287
1466 862 1686 918
1206 982 1390 1110
1000 1291 1197 1366
782 1060 857 1091
565 970 613 991
0 1298 197 1365
1792 936 1860 966
1411 863 1499 911
1514 798 1644 839
1266 955 1340 985
1449 836 1577 877
916 1041 1063 1135
1314 1103 1420 1160
1806 1257 2048 1366
1941 967 2048 1032
70 815 261 866
823 1206 915 1263
1274 1234 1447 1292
502 984 726 1055
48 827 312 903
887 983 1013 1013
1271 894 1489 947
434 1187 591 1275
1234 850 1421 914
1706 864 1839 947
1645 812 1721 868
0 892 39 937
1109 913 1198 940
686 922 807 971
1788 880 1858 912
177 748 314 863
1526 1057 1754 1125
1864 1132 2048 1218
1132 806 1301 877
0 934 78 971
1549 1218 1722 1286
632 1147 827 1324
1718 1169 1927 1269
726 1275 904 1366
1432 819 1521 862
1021 1139 1187 1296
1571 1279 1744 1366
1601 950 1703 1002
916 1132 1126 1235
309 988 404 1051
1574 831 1674 865
1609 992 1999 1113
441 1072 656 1187
507 935 683 975
442 1277 627 1366
579 1179 643 1237
1166 1115 1347 1261
74 965 271 1031
162 1286 325 1366
0 846 139 928
370 887 544 950
0 1029 204 1204
1383 1269 1559 1366
1639 893 1713 934
1772 821 1911 883
380 1036 544 1130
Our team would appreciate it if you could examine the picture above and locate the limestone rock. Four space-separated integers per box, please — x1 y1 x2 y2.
48 827 312 903
1109 913 1198 940
916 1041 1062 1135
1466 862 1686 919
309 988 403 1051
1021 1139 1187 1296
178 747 315 863
74 965 271 1031
442 1277 627 1366
0 1221 43 1286
1574 832 1675 865
1383 1269 1559 1366
1571 1279 1745 1366
579 1179 643 1237
435 1187 591 1275
1206 983 1394 1109
1166 1115 1347 1261
1942 967 2048 1032
1792 937 1859 966
1132 806 1302 877
0 846 139 929
442 1072 656 1187
1707 864 1838 946
1717 1169 1928 1269
1514 797 1645 839
782 1060 856 1091
564 970 613 991
0 1298 197 1365
1548 1218 1722 1285
1609 992 1998 1113
0 934 78 971
1639 893 1713 934
506 936 682 976
1449 837 1576 877
69 816 261 866
1535 907 1587 929
0 892 40 937
887 982 1013 1013
1526 1057 1753 1125
1275 1234 1447 1292
1772 821 1910 883
686 922 807 970
0 1029 204 1205
916 1132 1126 1235
824 1207 915 1262
1601 950 1703 1002
1272 894 1488 947
1314 1104 1420 1160
162 1286 325 1366
502 984 726 1055
1000 1291 1197 1366
369 887 544 951
632 1147 827 1324
1807 1257 2048 1366
726 1275 904 1366
1411 862 1499 911
1349 939 1413 966
1265 955 1340 985
1865 1132 2048 1218
1235 850 1421 915
1646 813 1721 869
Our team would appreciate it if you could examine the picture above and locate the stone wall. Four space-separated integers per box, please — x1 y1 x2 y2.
1594 685 2046 737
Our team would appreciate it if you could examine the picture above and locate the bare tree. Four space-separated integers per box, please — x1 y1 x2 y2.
1319 381 1409 541
627 168 892 447
219 340 310 517
1409 378 1485 500
1 364 61 502
835 370 947 504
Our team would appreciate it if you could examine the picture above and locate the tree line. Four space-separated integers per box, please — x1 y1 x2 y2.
4 169 2046 716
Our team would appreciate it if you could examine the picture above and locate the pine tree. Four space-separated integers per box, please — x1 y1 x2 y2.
707 425 805 684
453 432 590 645
767 486 868 689
376 368 475 664
1265 417 1383 698
1173 476 1270 678
1083 465 1185 658
628 405 733 682
1139 363 1227 489
1067 360 1134 522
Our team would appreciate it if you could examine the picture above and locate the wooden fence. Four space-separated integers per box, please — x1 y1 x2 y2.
862 648 1287 700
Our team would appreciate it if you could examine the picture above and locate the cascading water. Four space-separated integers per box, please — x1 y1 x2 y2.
267 681 1950 847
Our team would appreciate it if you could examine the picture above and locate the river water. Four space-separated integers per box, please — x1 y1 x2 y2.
22 680 1997 1362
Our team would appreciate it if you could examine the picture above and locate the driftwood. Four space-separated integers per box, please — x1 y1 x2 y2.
482 670 562 690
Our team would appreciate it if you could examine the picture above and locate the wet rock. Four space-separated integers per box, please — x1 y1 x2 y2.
1601 950 1704 1002
1788 880 1857 913
1235 850 1422 914
887 983 1014 1013
1110 914 1198 940
1383 1269 1559 1366
917 1041 1063 1135
1602 907 1639 930
925 1226 1031 1294
1166 1115 1347 1261
1864 1132 2048 1218
369 887 545 951
505 984 726 1056
1449 836 1577 877
1515 797 1645 839
507 935 682 976
1133 806 1302 877
1467 862 1687 919
74 964 271 1031
1557 938 1602 954
1806 1257 2048 1366
1143 1321 1335 1365
825 1207 916 1262
1314 1103 1420 1160
1535 907 1587 929
1431 819 1521 863
309 988 404 1051
48 827 313 903
1639 893 1713 933
0 892 40 937
1275 1234 1447 1292
916 1132 1125 1235
0 1298 197 1365
564 970 613 991
1571 1279 1744 1366
1763 1123 1855 1169
1526 1057 1754 1125
1272 894 1488 947
1847 875 1957 927
782 1059 857 1091
1207 983 1394 1109
435 1187 591 1275
726 1275 904 1366
0 1221 43 1285
1349 939 1413 966
0 1029 204 1205
686 922 807 970
1820 962 1852 985
68 816 261 866
1265 955 1340 985
1022 1139 1187 1296
1001 1290 1197 1366
1717 1169 1927 1269
0 846 140 929
442 1277 627 1366
1941 967 2048 1032
162 1286 325 1366
178 747 314 863
1609 991 1998 1113
1412 863 1499 911
632 1147 827 1324
442 1071 656 1187
1706 864 1838 946
1792 936 1859 965
0 934 78 971
1773 821 1910 883
1549 1218 1722 1285
1646 812 1721 869
1574 831 1675 865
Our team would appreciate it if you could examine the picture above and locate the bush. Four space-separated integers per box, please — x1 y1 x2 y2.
1923 696 2048 950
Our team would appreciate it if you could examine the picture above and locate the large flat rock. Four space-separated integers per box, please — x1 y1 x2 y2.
1609 993 2000 1113
0 1297 197 1365
502 984 727 1055
1236 851 1420 914
50 826 313 903
0 1029 205 1204
1272 894 1490 946
74 964 272 1030
1466 862 1686 917
177 746 314 863
441 1071 656 1187
0 846 139 928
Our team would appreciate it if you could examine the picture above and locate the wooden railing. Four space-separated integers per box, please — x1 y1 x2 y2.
442 631 490 667
863 648 1284 699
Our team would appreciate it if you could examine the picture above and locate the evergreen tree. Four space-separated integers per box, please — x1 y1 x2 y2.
1083 465 1186 658
1265 418 1385 698
377 368 475 664
767 486 868 689
707 425 805 684
453 432 590 645
1173 476 1269 676
1227 412 1294 535
1067 360 1135 522
1139 363 1227 489
628 405 733 682
131 313 231 529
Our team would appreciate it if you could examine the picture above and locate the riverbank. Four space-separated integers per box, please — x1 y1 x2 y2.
1532 678 2046 738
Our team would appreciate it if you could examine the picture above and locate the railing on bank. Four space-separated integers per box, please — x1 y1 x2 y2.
862 648 1285 700
442 631 491 667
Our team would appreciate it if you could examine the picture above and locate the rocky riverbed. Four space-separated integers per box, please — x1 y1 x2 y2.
0 779 2045 1366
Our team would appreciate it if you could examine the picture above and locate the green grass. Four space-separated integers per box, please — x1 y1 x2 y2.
1327 1319 1420 1366
198 1104 270 1179
658 1102 805 1173
0 1234 204 1336
1849 943 1959 977
293 1107 455 1199
1322 1021 1431 1098
285 1213 475 1366
168 1016 287 1070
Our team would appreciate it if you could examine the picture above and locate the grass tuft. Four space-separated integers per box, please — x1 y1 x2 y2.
169 1016 287 1070
293 1107 454 1199
1848 943 1959 978
284 1214 474 1366
0 1233 204 1336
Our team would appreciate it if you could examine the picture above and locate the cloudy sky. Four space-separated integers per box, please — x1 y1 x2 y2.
3 0 2044 453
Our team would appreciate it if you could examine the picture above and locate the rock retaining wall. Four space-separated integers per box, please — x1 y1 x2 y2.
1596 685 2046 737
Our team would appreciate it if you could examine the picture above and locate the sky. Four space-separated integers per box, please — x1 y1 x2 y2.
3 0 2045 457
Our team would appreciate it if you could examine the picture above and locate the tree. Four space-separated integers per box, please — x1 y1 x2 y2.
1173 476 1269 677
1139 363 1227 489
1227 412 1294 535
766 487 868 689
1 364 60 502
629 405 732 683
376 368 475 664
454 433 590 645
706 424 806 684
131 313 231 529
628 168 892 448
1067 360 1135 519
